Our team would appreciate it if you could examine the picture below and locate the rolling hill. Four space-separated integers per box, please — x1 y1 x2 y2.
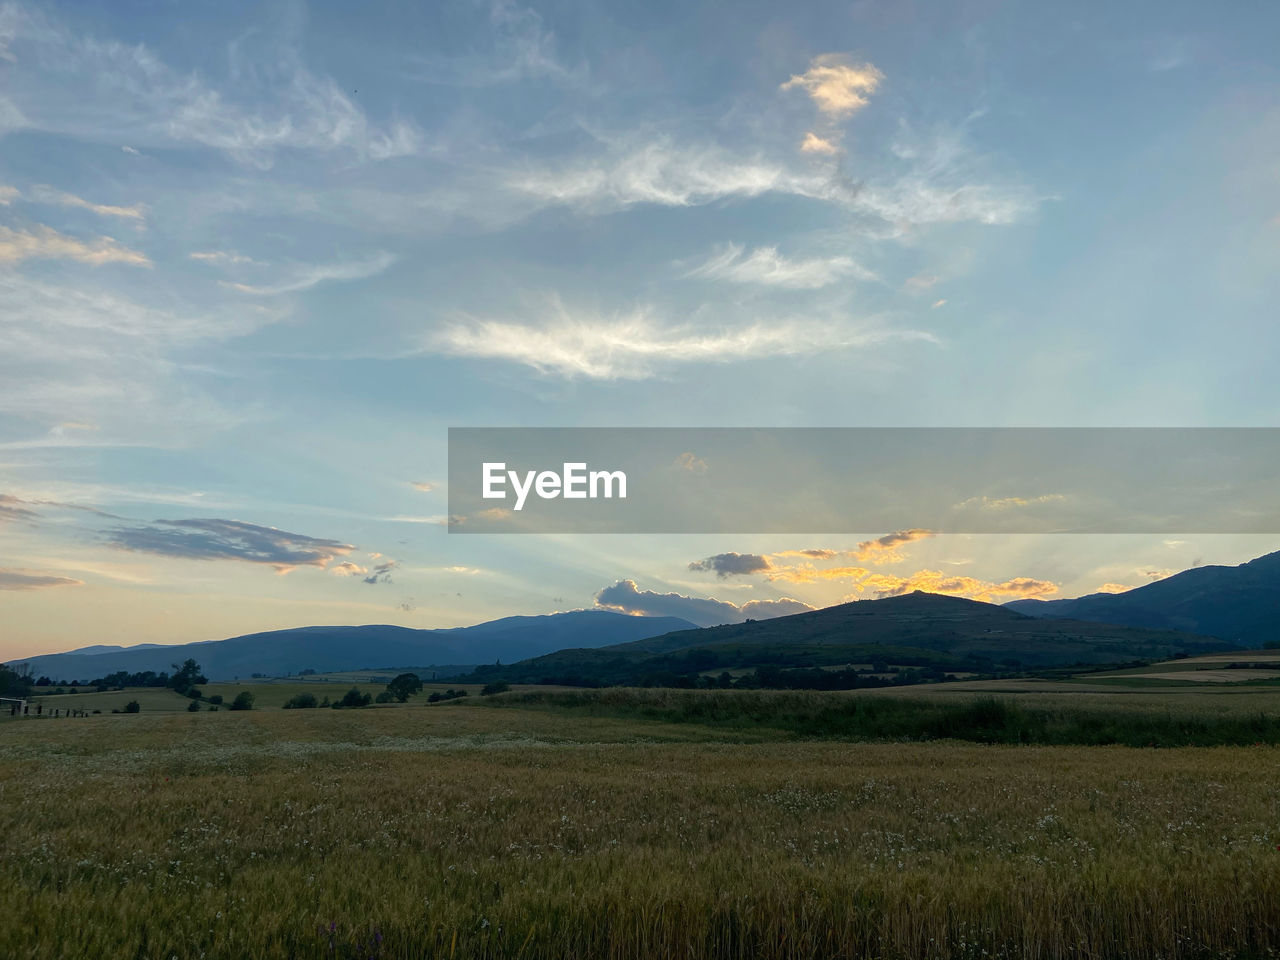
1006 549 1280 646
464 591 1232 686
6 611 698 683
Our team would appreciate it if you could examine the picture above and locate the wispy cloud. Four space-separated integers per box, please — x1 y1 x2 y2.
27 185 145 222
189 250 254 266
408 0 583 87
2 3 422 167
0 224 149 265
434 301 935 379
0 568 83 590
409 481 437 493
782 55 883 117
507 137 839 213
594 578 813 627
0 184 18 204
223 252 395 296
105 517 354 574
686 243 874 289
0 493 39 522
850 528 935 564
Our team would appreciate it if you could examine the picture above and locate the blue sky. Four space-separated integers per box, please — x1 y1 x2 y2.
2 0 1278 655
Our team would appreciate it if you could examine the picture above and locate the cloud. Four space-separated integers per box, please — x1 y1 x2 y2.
673 452 708 473
408 0 582 87
773 548 839 560
765 564 871 585
189 250 254 266
851 528 934 564
0 493 39 522
433 303 935 379
0 184 18 204
781 55 883 117
331 561 367 577
2 3 422 168
105 518 354 573
507 137 838 214
799 132 839 154
931 299 947 309
688 552 772 578
0 224 149 265
853 570 1058 602
1096 582 1135 594
363 559 398 585
27 185 145 222
410 481 437 492
223 252 395 296
0 568 83 590
594 579 813 627
956 494 1065 511
686 243 873 289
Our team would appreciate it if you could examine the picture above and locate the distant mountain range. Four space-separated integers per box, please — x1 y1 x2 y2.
12 549 1277 686
1006 549 1280 647
6 612 698 682
465 591 1232 687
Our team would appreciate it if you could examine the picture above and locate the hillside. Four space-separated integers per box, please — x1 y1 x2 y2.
465 591 1230 686
1006 549 1280 646
7 611 698 683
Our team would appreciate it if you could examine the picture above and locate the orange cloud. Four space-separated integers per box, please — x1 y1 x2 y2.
799 132 839 154
851 570 1058 602
1096 582 1135 594
851 528 934 564
782 55 883 116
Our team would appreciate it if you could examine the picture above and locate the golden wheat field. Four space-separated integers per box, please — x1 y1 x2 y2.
4 694 1280 960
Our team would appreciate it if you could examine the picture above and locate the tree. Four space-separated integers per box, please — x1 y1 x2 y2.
332 687 372 709
187 700 201 712
385 673 423 703
167 659 208 696
375 691 395 703
229 691 255 711
480 682 510 696
283 693 318 709
124 700 141 714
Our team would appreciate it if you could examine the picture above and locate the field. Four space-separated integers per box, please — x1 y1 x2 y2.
4 686 1280 959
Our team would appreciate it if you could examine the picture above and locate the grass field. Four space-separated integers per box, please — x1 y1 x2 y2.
4 688 1280 959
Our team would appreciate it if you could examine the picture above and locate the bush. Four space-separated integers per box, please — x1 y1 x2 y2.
283 692 318 710
375 690 394 703
208 694 223 705
229 691 255 711
123 700 141 714
481 682 511 696
186 700 201 712
332 687 373 709
187 688 202 700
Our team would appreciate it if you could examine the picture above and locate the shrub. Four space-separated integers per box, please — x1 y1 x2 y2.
123 700 141 714
332 687 373 709
481 682 511 696
283 692 319 710
208 694 223 705
375 691 394 704
187 688 202 700
187 700 201 712
229 691 255 711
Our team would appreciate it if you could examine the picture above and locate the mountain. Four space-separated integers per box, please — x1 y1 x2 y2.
1005 550 1280 646
6 611 698 682
465 591 1232 686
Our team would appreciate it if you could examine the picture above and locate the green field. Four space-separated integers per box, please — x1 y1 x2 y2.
5 686 1280 959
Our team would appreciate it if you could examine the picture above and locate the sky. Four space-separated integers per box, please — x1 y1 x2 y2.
2 0 1279 657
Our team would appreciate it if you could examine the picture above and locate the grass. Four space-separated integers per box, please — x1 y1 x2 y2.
482 686 1280 746
4 691 1280 958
